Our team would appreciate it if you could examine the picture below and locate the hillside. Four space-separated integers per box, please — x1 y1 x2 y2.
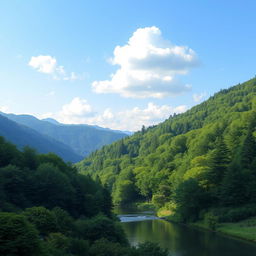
0 114 81 162
1 113 128 157
78 77 256 222
0 137 134 256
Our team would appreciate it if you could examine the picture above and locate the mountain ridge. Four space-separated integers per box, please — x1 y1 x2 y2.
0 114 82 162
0 112 128 158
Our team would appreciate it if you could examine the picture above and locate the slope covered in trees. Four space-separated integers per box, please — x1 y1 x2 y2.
0 115 81 162
1 113 128 158
77 77 256 222
0 137 167 256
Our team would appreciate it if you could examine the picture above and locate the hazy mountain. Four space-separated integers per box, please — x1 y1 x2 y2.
1 113 128 157
41 118 60 125
0 114 82 162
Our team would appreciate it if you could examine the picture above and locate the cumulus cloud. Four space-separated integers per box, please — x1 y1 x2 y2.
28 55 79 80
29 55 57 74
193 92 207 102
59 97 93 121
42 98 187 131
92 26 198 98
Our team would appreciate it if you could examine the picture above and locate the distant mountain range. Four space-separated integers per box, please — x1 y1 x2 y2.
0 112 129 162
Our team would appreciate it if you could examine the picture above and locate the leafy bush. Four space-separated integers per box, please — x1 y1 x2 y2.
74 214 127 245
204 212 218 230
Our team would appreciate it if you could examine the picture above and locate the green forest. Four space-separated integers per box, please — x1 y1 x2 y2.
0 137 167 256
78 77 256 225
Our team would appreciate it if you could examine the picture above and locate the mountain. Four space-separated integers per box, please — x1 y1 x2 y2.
41 117 60 125
77 77 256 222
1 113 128 157
0 114 81 162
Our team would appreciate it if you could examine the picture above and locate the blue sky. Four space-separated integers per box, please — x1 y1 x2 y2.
0 0 256 131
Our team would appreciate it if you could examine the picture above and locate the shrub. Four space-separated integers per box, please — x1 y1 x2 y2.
204 212 218 231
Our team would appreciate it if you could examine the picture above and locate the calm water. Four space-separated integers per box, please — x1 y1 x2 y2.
116 208 256 256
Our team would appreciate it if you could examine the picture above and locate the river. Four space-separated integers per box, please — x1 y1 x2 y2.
116 208 256 256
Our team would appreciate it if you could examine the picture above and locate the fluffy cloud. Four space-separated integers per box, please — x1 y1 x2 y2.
193 92 207 102
59 97 93 122
28 55 78 80
92 26 198 98
42 98 187 131
29 55 57 74
99 103 188 131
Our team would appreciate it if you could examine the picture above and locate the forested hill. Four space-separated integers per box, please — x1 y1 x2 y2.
77 77 256 222
1 113 128 157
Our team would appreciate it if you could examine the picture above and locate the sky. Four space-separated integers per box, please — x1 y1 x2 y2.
0 0 256 131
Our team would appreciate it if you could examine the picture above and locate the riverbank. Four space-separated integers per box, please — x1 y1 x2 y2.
158 208 256 243
118 205 256 243
191 218 256 243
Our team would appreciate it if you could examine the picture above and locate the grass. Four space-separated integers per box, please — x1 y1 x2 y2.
157 209 172 218
157 208 183 223
158 208 256 242
192 217 256 242
218 217 256 242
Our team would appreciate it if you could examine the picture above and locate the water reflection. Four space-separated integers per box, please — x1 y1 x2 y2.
119 215 256 256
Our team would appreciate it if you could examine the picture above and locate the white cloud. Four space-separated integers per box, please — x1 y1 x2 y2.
0 106 9 113
99 103 188 131
92 26 198 98
29 55 57 74
41 98 187 131
60 97 93 119
28 55 79 80
63 72 78 81
193 92 207 102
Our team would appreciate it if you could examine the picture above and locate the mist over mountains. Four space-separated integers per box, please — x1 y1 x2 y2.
0 112 128 162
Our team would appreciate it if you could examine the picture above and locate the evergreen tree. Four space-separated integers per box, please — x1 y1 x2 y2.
240 126 256 169
207 137 230 188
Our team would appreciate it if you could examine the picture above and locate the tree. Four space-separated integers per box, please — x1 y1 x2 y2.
219 162 251 206
23 206 57 237
22 146 38 170
0 165 29 209
68 238 89 256
207 138 230 188
113 179 137 205
136 241 168 256
174 179 208 222
240 126 256 169
32 163 75 210
47 233 70 251
75 214 127 245
0 212 42 255
51 207 74 235
89 238 129 256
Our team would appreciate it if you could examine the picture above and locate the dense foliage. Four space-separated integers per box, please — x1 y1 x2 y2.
1 113 127 160
78 77 256 222
0 137 167 255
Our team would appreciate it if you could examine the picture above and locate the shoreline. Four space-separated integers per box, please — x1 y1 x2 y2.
115 204 256 244
161 214 256 244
